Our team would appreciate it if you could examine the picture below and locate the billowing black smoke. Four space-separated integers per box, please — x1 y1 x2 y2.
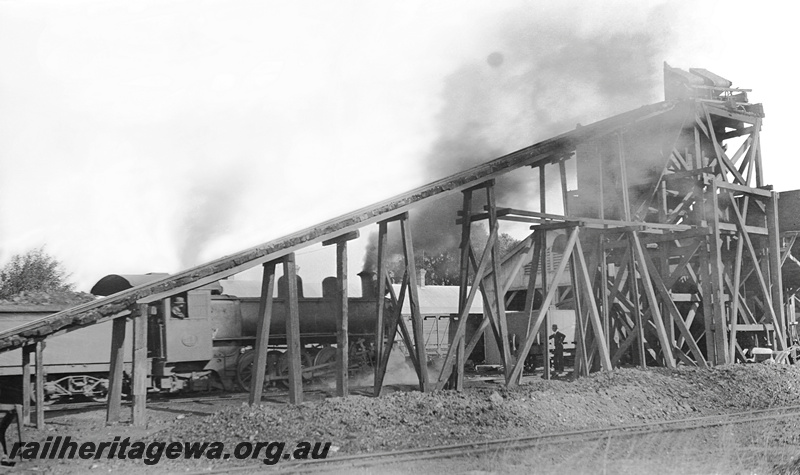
364 9 671 273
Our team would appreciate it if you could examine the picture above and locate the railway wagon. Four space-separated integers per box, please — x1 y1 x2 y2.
0 305 133 403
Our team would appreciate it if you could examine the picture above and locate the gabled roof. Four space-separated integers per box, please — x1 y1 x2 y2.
392 285 483 315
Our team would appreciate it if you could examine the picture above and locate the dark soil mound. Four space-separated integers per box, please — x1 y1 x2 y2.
156 364 800 455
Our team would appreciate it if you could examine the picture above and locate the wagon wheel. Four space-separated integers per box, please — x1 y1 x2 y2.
276 350 314 389
85 377 110 403
28 377 54 406
236 349 282 392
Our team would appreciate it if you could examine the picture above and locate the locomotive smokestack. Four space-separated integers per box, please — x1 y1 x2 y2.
357 271 376 299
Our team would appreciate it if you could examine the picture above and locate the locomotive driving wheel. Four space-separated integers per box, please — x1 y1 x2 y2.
235 348 282 392
276 350 314 389
349 339 375 369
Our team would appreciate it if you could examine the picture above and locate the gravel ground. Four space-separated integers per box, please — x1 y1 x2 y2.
160 364 800 453
5 364 800 473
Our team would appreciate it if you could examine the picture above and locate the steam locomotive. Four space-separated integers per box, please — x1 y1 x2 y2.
0 272 385 403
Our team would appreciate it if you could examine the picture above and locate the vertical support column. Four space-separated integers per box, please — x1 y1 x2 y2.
335 243 349 397
34 341 45 430
453 189 473 390
570 251 586 376
753 119 763 188
486 185 512 382
541 231 551 380
249 261 277 405
106 316 127 423
335 241 350 396
132 304 148 426
322 231 360 396
373 221 389 396
401 216 430 392
560 158 586 376
729 235 745 363
539 164 551 380
705 179 729 363
628 240 646 368
599 237 610 362
518 230 542 385
283 253 303 404
659 181 674 344
787 296 797 344
21 345 32 426
766 191 787 347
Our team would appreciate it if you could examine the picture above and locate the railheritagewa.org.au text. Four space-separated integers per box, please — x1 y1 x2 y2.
10 436 331 465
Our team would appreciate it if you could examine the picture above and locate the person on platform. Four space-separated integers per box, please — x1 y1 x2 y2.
549 324 566 375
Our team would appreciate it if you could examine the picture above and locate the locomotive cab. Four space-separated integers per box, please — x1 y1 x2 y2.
92 274 219 391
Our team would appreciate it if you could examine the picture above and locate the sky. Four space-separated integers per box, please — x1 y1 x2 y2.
0 0 798 292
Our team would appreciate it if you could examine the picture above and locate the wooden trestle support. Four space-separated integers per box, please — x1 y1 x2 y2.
440 96 787 386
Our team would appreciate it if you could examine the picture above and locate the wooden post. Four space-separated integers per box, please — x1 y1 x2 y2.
34 340 45 430
401 216 430 392
249 261 277 405
519 231 542 385
131 304 148 426
541 231 551 380
335 241 349 396
373 221 389 396
599 237 611 364
321 231 359 397
21 345 32 426
486 185 512 382
659 181 673 344
539 165 551 380
753 119 763 187
106 316 127 423
706 180 729 363
628 240 646 369
560 158 586 376
283 253 303 404
729 230 745 363
454 189 473 390
766 191 787 348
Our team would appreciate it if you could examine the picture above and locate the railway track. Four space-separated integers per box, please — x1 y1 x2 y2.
36 391 242 414
205 404 800 474
41 389 322 414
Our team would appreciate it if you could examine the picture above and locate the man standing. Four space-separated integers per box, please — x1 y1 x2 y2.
549 324 566 375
